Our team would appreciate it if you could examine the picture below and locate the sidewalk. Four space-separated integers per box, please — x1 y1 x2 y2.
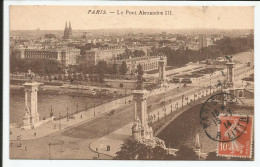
10 95 133 141
89 123 132 157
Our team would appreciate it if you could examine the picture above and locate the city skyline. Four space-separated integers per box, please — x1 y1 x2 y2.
10 6 254 30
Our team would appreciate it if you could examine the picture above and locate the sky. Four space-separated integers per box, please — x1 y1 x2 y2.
10 6 254 30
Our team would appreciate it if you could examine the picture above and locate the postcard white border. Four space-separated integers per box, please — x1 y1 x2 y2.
3 1 260 167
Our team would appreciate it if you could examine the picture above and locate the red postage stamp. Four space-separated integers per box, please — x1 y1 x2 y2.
217 115 253 159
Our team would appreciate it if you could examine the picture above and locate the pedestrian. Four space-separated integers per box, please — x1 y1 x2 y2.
25 146 27 151
34 132 36 137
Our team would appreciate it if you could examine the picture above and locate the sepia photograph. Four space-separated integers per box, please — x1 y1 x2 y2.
8 5 254 161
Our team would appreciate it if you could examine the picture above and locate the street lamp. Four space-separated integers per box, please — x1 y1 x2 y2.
125 89 127 104
164 107 166 118
182 95 184 108
94 103 96 116
59 112 61 129
48 143 51 159
67 106 69 122
210 75 212 94
107 116 110 135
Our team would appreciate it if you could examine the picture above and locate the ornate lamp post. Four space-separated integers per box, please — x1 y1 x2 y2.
59 112 61 129
125 89 127 104
49 143 51 159
94 103 96 116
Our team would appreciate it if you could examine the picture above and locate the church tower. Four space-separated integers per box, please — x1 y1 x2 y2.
63 21 73 39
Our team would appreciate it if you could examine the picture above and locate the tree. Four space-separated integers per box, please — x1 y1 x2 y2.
137 64 143 76
150 35 254 67
112 63 117 76
152 146 175 160
174 145 199 160
133 50 145 58
97 61 106 83
120 61 128 75
10 58 63 77
114 139 144 160
114 139 174 160
10 50 18 76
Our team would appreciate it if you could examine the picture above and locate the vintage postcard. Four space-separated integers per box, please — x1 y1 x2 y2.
8 5 254 161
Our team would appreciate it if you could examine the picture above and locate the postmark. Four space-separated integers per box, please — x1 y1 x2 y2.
217 115 253 159
200 92 249 142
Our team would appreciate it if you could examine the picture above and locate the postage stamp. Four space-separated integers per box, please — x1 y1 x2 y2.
217 115 253 159
200 92 246 142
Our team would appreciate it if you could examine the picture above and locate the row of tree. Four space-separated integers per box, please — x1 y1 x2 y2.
114 139 251 160
115 49 146 60
76 60 128 76
10 53 130 77
10 56 62 77
151 35 254 67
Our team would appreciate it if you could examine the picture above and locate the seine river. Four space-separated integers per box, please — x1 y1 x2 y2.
10 88 106 124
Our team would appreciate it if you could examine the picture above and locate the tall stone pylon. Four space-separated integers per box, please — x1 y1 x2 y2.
132 90 153 140
226 61 235 89
158 56 166 86
22 82 41 129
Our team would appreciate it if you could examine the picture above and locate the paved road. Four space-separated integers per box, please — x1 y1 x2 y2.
10 102 134 159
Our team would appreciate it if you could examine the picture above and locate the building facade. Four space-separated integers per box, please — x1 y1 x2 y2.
108 56 167 74
78 45 149 67
14 47 80 67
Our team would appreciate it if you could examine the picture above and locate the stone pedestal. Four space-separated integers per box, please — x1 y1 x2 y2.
132 90 153 140
22 82 41 129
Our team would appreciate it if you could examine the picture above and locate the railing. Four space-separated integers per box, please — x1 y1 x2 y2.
152 90 221 136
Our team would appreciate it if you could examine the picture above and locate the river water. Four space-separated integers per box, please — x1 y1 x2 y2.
10 88 107 124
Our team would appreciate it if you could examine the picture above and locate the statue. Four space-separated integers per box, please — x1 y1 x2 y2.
225 55 233 62
28 69 36 82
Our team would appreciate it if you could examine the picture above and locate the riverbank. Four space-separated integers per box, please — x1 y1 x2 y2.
10 83 131 96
